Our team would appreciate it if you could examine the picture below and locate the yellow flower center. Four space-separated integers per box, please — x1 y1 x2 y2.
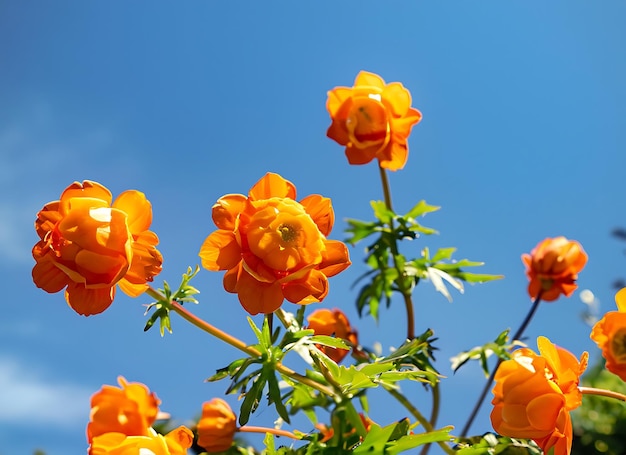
346 96 390 148
279 224 298 243
246 199 325 272
611 328 626 363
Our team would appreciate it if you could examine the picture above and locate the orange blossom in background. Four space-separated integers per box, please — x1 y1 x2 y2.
90 426 193 455
521 236 587 302
196 398 238 453
591 287 626 381
491 336 588 455
199 172 351 315
32 180 162 316
307 308 358 363
326 70 422 171
87 376 161 443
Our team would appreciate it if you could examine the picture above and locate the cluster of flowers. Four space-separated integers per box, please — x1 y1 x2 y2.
31 70 626 455
87 377 236 454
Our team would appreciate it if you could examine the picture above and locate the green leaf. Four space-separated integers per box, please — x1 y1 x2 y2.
267 368 290 423
308 335 351 350
386 427 453 455
405 200 441 219
345 218 381 244
431 247 457 263
371 200 395 225
263 432 276 454
239 370 267 426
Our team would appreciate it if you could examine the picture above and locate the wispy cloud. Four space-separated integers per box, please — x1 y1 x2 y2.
0 356 92 427
0 103 130 266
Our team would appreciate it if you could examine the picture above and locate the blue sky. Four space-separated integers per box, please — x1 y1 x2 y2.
2 2 626 454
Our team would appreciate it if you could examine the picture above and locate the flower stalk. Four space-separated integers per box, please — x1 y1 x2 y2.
460 292 543 437
379 164 416 341
145 286 337 398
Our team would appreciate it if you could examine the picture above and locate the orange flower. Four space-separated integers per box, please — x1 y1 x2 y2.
326 71 422 171
521 236 587 302
32 180 162 316
89 426 193 455
87 376 161 443
491 336 588 455
196 398 237 453
590 287 626 381
199 173 351 315
306 308 358 363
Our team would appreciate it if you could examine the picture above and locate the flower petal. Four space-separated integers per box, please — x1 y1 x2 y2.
382 82 412 117
35 201 61 240
354 71 386 89
59 181 112 214
319 240 351 277
283 269 328 304
249 172 296 200
235 270 284 315
300 194 335 237
112 190 153 235
212 194 247 230
199 231 241 271
32 255 69 293
65 283 115 316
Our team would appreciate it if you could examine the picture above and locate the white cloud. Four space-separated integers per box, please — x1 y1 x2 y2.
0 356 92 427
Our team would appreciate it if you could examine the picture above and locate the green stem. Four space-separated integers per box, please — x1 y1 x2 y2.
145 287 337 398
379 164 415 340
460 293 543 437
420 383 442 455
384 386 455 455
580 386 626 402
239 425 301 439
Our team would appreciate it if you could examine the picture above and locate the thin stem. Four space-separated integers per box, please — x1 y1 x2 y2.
384 386 455 455
239 425 301 440
420 383 442 455
378 164 415 340
145 287 337 398
460 293 543 437
580 386 626 402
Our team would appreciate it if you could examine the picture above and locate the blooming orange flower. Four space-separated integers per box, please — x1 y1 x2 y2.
491 336 588 455
521 236 587 302
90 426 193 455
87 376 161 444
590 287 626 381
326 71 422 171
196 398 237 453
199 173 351 315
32 180 163 316
306 308 358 363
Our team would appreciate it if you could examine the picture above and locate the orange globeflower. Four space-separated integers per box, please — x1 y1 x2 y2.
491 336 588 455
521 236 587 302
196 398 237 453
87 376 160 443
199 173 351 315
90 426 193 455
307 308 358 363
590 287 626 381
32 180 162 316
326 71 422 171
